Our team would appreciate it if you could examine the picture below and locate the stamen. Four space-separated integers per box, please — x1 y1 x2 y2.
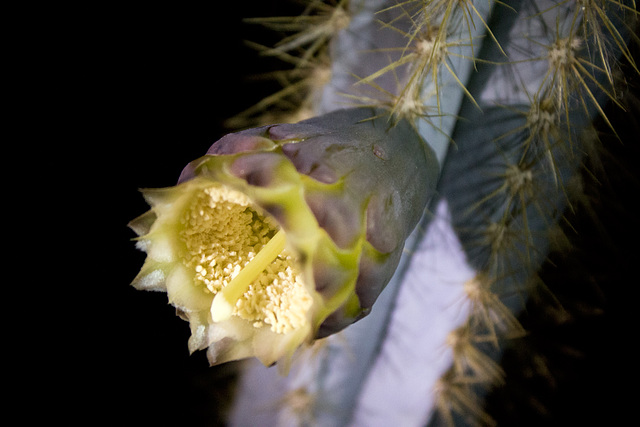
211 228 287 322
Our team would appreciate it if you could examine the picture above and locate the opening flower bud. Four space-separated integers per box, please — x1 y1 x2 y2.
130 108 439 368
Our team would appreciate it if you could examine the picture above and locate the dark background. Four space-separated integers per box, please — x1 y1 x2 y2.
32 2 638 425
83 4 295 425
35 3 294 425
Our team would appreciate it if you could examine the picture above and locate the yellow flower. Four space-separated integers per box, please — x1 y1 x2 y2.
130 108 438 368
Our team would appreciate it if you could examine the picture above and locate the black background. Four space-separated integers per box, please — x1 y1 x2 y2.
86 4 293 425
34 3 294 425
28 2 638 425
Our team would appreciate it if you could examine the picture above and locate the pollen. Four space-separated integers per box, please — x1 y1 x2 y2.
179 184 312 334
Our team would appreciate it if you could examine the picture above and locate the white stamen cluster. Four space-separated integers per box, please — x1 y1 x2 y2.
179 184 312 334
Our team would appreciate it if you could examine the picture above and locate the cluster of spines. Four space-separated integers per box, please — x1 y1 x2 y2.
228 0 637 425
226 0 349 129
356 6 462 122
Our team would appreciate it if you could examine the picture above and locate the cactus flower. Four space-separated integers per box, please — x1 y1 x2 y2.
130 107 438 368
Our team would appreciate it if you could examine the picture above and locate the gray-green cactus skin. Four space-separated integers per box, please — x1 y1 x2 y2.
224 0 638 426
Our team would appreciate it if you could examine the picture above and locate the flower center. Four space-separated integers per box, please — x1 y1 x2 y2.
179 184 312 334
